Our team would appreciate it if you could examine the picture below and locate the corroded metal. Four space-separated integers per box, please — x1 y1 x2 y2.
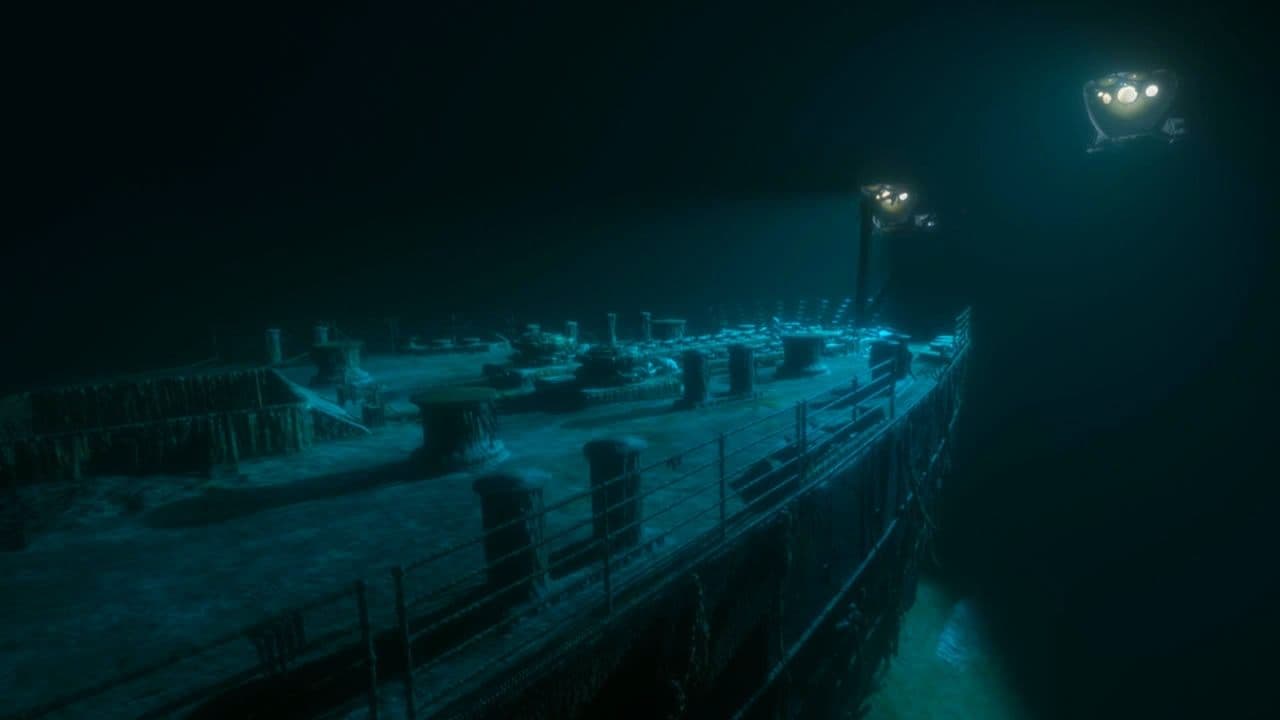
411 386 508 473
7 307 971 720
472 469 549 603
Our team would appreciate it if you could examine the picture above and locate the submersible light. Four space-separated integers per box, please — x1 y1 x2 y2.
1083 69 1186 152
862 183 916 227
860 183 931 234
854 183 938 327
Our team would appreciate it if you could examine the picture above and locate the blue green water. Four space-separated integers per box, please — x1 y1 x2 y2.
865 579 1028 720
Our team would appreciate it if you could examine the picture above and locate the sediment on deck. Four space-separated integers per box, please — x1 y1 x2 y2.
1 305 968 720
417 347 966 720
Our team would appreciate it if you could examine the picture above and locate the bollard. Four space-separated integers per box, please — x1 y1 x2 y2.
313 324 330 346
681 349 710 406
776 334 829 379
728 344 756 396
869 339 911 380
640 311 652 343
311 340 364 386
584 436 647 551
606 313 618 346
473 470 549 604
265 328 283 366
565 320 579 346
411 387 509 472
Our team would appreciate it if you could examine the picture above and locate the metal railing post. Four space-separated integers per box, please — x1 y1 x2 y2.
794 402 802 449
16 356 973 720
804 400 809 471
392 566 417 719
602 491 614 615
356 580 379 720
797 400 808 482
718 433 727 541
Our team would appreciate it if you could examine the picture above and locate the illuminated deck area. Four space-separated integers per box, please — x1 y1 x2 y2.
1 333 954 719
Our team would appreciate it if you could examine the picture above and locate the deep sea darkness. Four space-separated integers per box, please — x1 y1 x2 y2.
6 2 1275 718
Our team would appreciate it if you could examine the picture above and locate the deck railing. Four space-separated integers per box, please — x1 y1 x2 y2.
6 309 972 720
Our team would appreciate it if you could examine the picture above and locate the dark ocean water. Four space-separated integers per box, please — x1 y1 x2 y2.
5 5 1271 719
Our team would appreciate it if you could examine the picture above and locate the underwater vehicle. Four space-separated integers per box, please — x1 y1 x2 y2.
1084 69 1187 153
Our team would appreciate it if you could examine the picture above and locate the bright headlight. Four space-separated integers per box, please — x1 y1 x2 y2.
1084 69 1183 153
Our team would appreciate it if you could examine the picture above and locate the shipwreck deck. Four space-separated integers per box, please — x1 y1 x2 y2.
0 342 942 719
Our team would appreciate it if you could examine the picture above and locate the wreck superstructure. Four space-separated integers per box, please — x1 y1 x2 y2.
0 302 970 720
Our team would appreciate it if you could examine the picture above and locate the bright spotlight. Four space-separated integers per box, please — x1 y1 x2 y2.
860 183 925 234
1083 69 1186 153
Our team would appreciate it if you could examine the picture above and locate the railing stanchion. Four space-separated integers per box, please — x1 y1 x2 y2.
602 493 614 615
19 356 965 720
392 566 417 719
794 401 802 448
718 433 727 541
797 400 808 482
8 334 986 720
803 400 809 474
356 580 379 720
